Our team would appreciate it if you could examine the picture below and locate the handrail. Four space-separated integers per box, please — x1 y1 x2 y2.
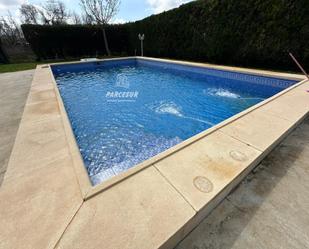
289 52 309 80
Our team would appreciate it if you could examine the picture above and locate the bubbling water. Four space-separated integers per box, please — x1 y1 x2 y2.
208 88 240 98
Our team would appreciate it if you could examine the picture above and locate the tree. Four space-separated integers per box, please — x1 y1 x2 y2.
0 12 24 63
20 4 40 24
41 0 69 25
71 12 82 24
80 0 121 56
81 13 95 25
0 12 24 46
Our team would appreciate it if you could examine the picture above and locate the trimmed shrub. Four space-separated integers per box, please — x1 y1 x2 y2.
0 39 9 63
22 24 130 60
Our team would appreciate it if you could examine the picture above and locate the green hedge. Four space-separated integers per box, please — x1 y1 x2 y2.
22 0 309 71
0 38 9 63
22 24 130 59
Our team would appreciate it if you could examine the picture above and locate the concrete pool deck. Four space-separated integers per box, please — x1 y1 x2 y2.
0 58 308 249
177 117 309 249
0 70 33 186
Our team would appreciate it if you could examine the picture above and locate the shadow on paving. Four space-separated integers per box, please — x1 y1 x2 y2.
176 117 309 249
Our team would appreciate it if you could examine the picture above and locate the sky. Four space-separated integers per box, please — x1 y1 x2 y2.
0 0 193 23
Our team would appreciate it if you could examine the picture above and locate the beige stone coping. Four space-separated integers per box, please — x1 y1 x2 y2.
1 57 308 249
0 67 84 249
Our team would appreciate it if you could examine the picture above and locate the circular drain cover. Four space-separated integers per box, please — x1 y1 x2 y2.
229 150 248 162
193 176 213 193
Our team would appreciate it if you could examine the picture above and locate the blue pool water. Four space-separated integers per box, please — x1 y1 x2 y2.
52 58 296 185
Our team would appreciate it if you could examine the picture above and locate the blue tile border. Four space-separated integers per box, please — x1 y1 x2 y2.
51 57 297 89
137 59 296 89
51 58 136 75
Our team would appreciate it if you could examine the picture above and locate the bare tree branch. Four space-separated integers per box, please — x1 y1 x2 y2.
0 12 24 47
71 11 82 25
80 0 121 55
20 4 40 24
41 0 69 25
81 13 95 25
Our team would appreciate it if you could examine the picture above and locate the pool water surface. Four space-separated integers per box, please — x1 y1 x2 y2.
52 59 296 185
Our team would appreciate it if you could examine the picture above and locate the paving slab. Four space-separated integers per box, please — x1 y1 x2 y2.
27 88 57 104
0 70 33 186
176 117 309 249
220 108 298 151
155 131 262 212
56 166 196 249
219 82 309 153
0 157 83 249
4 117 70 180
259 87 309 122
22 100 61 123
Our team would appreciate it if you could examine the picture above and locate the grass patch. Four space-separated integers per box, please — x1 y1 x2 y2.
0 62 38 73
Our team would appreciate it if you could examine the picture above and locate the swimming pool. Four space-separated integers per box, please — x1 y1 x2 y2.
52 58 296 186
